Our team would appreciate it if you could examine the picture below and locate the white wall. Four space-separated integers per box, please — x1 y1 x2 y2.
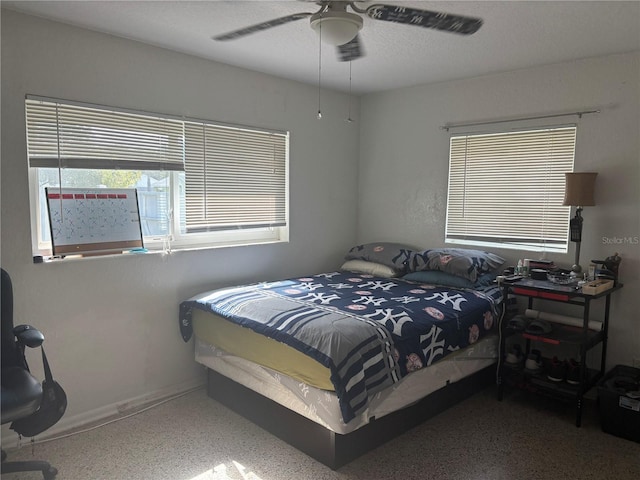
1 10 359 436
359 52 640 369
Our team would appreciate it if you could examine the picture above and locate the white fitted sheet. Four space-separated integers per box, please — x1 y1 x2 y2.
195 334 497 435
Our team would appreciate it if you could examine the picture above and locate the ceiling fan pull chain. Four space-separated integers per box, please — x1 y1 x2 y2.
346 61 354 123
317 20 322 119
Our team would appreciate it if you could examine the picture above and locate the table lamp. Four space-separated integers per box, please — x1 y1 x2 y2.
563 172 597 275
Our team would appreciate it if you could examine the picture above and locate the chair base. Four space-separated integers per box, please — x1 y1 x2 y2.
1 449 58 479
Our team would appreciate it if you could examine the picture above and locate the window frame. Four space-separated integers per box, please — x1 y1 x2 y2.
444 124 576 253
26 96 290 257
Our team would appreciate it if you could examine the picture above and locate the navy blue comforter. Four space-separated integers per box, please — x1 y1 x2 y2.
180 271 502 423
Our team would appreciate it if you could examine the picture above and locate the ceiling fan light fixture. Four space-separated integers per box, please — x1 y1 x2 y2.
310 11 363 46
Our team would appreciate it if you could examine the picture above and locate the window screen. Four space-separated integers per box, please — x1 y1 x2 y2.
446 126 576 252
184 121 287 233
25 97 185 171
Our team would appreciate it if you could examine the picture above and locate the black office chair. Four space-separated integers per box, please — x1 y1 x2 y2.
1 268 59 480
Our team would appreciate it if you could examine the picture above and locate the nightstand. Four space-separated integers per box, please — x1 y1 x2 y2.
497 277 622 427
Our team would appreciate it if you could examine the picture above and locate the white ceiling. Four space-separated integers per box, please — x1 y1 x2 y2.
3 1 639 94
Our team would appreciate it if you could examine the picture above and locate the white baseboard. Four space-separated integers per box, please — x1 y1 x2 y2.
2 376 206 450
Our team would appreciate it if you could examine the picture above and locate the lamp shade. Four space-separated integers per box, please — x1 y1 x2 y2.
563 172 597 206
310 11 363 46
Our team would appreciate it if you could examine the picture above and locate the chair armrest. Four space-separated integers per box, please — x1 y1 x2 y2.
13 324 45 348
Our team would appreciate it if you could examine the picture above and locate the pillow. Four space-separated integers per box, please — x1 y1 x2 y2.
474 271 499 286
345 242 414 273
403 270 473 288
409 248 505 282
340 260 399 278
403 270 497 289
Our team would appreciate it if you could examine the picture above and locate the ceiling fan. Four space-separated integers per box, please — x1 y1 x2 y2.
213 1 483 62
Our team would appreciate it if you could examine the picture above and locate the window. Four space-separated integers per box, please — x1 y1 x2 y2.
445 126 576 253
26 96 289 255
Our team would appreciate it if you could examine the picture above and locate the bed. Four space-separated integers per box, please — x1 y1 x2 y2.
179 244 505 469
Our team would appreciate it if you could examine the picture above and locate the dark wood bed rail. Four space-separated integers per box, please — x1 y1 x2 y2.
206 364 496 469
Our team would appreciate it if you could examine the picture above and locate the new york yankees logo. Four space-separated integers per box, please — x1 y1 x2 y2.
353 296 388 307
365 309 413 336
420 325 445 366
358 280 397 292
297 292 340 305
424 291 468 311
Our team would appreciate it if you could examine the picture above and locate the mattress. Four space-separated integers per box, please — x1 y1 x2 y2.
192 308 333 390
195 334 498 435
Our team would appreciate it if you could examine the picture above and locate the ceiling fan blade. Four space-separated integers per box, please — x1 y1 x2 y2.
213 12 313 41
337 35 364 62
366 4 483 35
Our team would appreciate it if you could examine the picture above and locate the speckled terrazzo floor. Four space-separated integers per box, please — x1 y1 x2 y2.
3 385 639 480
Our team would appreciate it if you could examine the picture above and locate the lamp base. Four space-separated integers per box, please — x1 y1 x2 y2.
571 237 582 277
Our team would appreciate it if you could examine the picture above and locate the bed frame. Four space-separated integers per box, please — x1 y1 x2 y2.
206 363 496 469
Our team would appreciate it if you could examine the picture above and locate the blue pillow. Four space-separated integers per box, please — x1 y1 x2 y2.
403 270 473 288
475 272 498 286
409 248 505 282
403 270 496 289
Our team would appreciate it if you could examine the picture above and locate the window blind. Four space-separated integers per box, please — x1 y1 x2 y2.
184 121 287 233
25 97 185 171
446 126 576 252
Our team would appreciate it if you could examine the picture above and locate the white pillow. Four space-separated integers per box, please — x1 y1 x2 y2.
340 260 399 278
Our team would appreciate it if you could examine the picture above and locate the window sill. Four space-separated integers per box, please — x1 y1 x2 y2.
33 237 288 264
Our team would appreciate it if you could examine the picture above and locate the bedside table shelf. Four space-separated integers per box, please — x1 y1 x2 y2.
528 367 601 397
502 364 601 399
519 324 604 349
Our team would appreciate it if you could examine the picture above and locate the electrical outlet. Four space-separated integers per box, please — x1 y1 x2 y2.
633 357 640 369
